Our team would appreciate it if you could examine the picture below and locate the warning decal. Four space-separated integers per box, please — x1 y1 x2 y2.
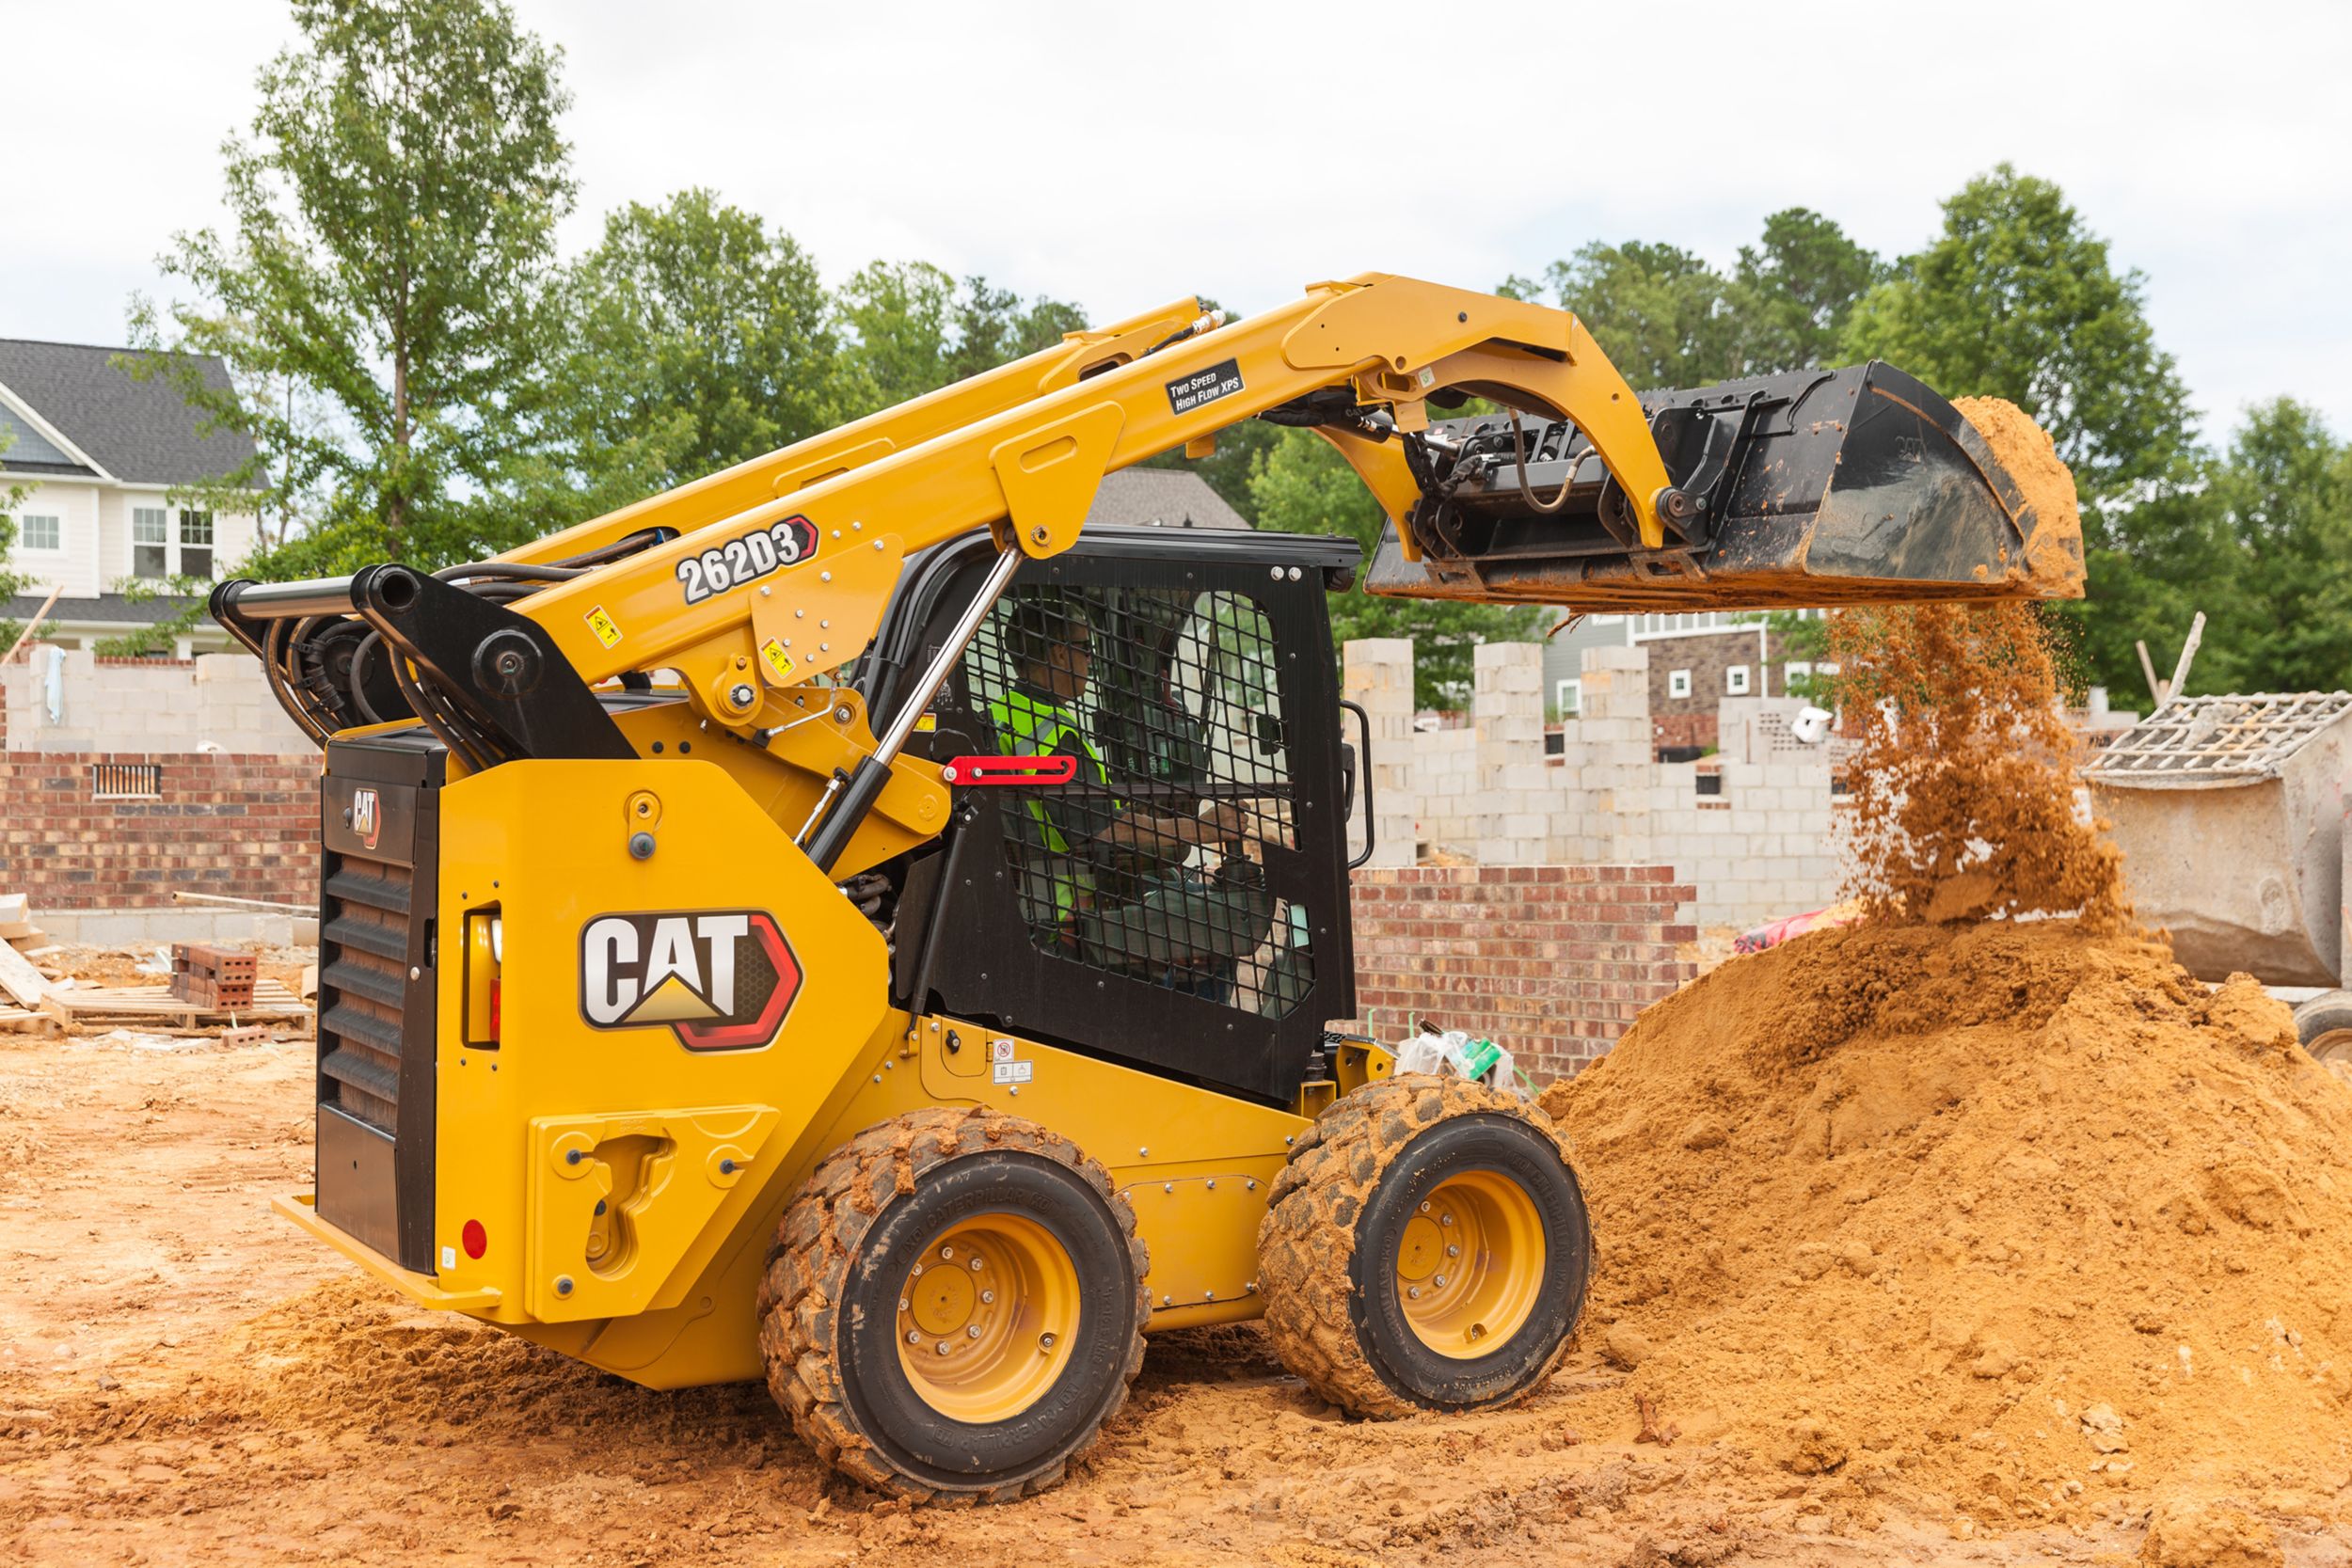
1166 357 1244 418
585 605 623 649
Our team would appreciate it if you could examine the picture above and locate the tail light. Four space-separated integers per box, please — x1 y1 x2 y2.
464 908 502 1047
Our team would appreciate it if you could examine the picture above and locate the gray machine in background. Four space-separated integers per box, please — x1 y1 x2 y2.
2088 691 2352 1064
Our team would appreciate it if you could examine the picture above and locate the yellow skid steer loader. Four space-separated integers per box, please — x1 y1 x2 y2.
212 274 2077 1500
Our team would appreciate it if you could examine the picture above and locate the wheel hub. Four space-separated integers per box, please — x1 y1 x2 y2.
896 1214 1081 1423
1394 1170 1546 1359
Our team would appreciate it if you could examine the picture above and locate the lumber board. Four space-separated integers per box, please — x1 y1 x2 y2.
0 939 47 1008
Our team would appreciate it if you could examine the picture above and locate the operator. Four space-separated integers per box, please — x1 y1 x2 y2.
988 598 1274 1000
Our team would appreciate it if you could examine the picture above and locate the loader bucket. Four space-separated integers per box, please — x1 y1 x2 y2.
1364 361 2082 612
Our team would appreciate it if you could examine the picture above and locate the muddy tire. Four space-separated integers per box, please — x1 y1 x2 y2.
756 1106 1148 1503
2295 990 2352 1066
1256 1074 1592 1418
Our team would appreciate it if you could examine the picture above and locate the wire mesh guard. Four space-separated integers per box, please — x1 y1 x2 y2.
955 582 1313 1018
2086 691 2352 786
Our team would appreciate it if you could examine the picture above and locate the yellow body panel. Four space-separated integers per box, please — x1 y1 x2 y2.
283 746 1356 1387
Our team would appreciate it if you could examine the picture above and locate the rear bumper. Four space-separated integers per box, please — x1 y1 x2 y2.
273 1192 502 1314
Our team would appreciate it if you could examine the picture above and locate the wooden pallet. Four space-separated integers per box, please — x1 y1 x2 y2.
0 1006 60 1036
40 976 310 1029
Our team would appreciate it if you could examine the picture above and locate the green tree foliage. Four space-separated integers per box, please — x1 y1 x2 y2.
133 0 575 574
519 189 842 526
1731 209 1886 375
2190 401 2352 693
1841 166 2196 517
1508 241 1742 388
1506 209 1883 386
1248 427 1544 707
834 262 1087 416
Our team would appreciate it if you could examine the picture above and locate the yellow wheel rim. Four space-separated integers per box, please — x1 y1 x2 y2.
895 1212 1082 1423
1394 1169 1547 1359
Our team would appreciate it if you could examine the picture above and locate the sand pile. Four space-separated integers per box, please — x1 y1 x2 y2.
1541 919 2352 1526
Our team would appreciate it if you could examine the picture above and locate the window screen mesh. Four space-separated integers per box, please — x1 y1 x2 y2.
957 582 1314 1019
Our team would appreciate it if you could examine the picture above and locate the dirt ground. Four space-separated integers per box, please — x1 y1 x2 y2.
6 1022 2347 1566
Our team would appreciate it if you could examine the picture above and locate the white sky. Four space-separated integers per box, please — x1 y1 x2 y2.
7 1 2346 443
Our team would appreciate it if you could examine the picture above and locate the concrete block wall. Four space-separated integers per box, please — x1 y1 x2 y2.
1346 864 1697 1083
1347 637 1847 931
2 649 313 755
1340 639 1415 868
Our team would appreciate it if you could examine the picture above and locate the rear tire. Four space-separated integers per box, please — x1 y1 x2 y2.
757 1107 1148 1502
1257 1074 1592 1418
2295 990 2352 1066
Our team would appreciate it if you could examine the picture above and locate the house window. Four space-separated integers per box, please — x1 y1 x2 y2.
20 514 61 551
179 510 215 580
1668 668 1692 700
1554 678 1581 718
1725 665 1751 696
133 506 170 578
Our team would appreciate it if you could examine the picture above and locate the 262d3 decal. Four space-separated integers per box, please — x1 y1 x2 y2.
675 515 819 605
580 910 802 1051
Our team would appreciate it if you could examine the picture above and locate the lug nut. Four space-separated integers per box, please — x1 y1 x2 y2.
980 1290 995 1305
1440 1213 1454 1227
970 1257 984 1272
1419 1201 1431 1213
941 1244 954 1260
898 1297 911 1312
967 1324 982 1338
1408 1285 1422 1300
1039 1332 1057 1351
936 1340 951 1355
1446 1244 1459 1259
907 1329 921 1344
1434 1274 1449 1289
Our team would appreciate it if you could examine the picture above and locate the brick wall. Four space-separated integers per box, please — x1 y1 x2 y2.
0 690 318 908
1347 863 1696 1085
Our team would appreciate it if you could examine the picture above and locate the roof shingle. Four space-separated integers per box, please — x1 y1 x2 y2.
0 340 258 485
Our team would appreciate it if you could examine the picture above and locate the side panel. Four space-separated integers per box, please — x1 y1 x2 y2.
318 736 442 1274
425 757 891 1325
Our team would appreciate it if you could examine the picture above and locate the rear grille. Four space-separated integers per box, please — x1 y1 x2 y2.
319 853 413 1132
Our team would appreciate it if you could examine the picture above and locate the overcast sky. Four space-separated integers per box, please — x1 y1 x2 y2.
7 2 2346 442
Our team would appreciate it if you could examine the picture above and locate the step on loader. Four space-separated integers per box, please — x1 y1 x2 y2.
212 273 2077 1501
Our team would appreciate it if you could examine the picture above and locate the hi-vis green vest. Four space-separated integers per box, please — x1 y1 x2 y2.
988 689 1113 920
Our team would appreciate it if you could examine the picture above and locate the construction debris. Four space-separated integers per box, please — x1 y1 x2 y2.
43 976 309 1030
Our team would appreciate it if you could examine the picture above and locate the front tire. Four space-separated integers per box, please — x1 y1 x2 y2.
1257 1075 1592 1418
757 1107 1148 1502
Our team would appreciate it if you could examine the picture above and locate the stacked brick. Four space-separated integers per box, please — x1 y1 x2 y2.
1344 863 1697 1084
0 722 317 911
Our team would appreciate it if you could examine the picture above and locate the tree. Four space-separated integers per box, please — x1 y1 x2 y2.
1248 427 1545 707
834 262 1088 416
1507 241 1742 388
1841 166 2196 518
133 0 575 573
1730 208 1884 374
520 189 843 527
2193 400 2352 693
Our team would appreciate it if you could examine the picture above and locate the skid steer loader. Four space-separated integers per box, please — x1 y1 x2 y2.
213 274 2079 1501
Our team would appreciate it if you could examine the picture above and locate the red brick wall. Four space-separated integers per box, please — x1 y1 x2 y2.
1346 864 1696 1085
0 693 318 909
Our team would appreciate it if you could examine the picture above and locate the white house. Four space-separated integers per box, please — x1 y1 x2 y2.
1 339 262 654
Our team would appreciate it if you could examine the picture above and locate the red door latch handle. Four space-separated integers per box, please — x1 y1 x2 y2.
940 755 1078 786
